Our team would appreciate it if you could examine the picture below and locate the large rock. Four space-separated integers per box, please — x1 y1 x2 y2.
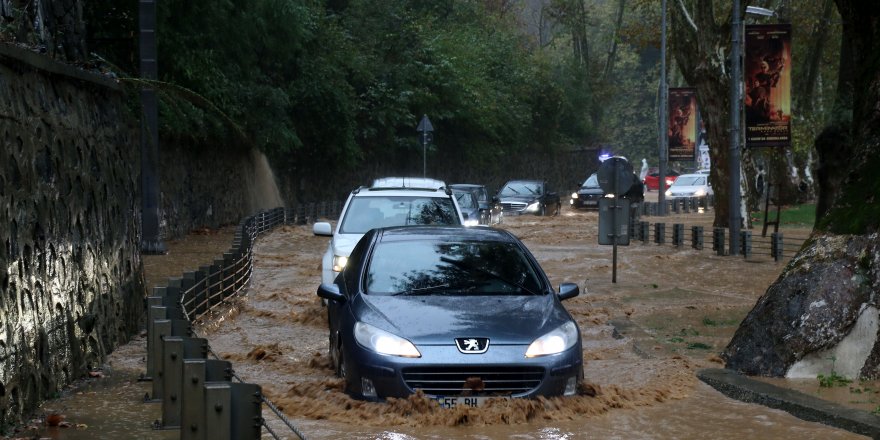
723 233 880 378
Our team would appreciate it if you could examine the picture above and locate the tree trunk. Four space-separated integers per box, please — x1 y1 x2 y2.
818 0 880 234
669 1 736 228
602 0 626 80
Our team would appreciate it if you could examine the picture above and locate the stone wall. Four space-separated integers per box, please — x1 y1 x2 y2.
0 43 142 428
157 145 283 239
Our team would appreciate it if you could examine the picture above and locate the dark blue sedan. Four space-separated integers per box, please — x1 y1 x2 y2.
317 225 583 407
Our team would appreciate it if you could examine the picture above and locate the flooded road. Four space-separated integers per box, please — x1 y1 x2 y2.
194 208 865 439
21 208 868 439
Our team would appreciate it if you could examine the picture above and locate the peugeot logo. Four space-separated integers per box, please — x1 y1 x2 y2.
455 338 489 354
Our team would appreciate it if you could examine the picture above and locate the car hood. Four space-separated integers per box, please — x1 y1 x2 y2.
498 195 540 204
577 186 603 195
331 233 364 257
352 294 571 345
669 185 710 193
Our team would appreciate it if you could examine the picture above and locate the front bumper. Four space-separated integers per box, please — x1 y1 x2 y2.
343 342 583 400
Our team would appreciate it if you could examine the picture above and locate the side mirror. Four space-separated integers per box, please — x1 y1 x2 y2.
317 283 346 303
557 283 579 300
492 196 500 203
313 222 332 236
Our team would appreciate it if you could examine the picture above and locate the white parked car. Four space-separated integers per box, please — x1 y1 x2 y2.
313 178 465 286
664 173 713 199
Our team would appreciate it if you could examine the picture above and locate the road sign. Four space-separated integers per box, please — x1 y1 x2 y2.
597 157 634 196
417 114 434 133
598 198 630 245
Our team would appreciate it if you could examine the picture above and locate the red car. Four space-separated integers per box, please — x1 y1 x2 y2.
643 169 680 191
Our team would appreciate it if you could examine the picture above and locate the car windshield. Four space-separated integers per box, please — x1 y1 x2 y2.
453 191 477 209
339 196 460 234
582 174 598 187
499 182 542 196
366 240 543 296
673 176 706 186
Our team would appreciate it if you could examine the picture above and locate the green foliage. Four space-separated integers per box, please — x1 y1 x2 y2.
818 356 853 388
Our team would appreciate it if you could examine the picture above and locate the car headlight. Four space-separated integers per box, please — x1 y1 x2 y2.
525 202 540 212
694 189 706 197
604 193 615 198
666 179 674 185
354 322 421 358
571 192 579 199
665 189 672 197
525 321 578 358
332 255 348 272
463 219 479 227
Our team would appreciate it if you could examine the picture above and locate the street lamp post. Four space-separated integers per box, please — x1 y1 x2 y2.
729 5 776 256
658 0 668 216
729 0 743 255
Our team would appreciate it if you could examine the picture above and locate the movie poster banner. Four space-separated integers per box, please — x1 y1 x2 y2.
668 87 697 161
744 23 792 148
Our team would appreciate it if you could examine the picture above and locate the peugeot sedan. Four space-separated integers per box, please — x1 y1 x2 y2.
317 226 583 407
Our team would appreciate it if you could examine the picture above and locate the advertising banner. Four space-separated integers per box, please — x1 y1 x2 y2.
668 87 697 161
744 24 792 147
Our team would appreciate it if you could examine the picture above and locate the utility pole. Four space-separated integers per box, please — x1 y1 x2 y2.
417 115 433 178
139 0 165 254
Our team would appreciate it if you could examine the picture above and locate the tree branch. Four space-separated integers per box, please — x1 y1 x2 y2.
676 0 698 33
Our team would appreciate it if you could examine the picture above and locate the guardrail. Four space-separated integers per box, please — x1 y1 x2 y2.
143 207 307 440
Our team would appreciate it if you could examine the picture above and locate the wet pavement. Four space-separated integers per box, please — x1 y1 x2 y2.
12 206 874 439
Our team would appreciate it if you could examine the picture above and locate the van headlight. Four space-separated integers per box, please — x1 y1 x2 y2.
571 193 579 199
694 189 706 197
525 202 540 212
332 255 348 272
525 322 578 357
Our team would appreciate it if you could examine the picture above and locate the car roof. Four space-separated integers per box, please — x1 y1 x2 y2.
371 177 446 189
449 183 484 190
503 179 543 184
377 225 516 243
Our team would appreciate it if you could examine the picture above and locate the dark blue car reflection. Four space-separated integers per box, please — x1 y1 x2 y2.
317 225 583 406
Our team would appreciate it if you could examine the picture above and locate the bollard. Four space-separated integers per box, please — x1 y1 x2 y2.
150 319 171 402
161 336 209 429
164 280 187 320
713 227 725 256
654 223 666 245
639 221 650 243
145 298 164 380
741 230 752 258
181 359 233 440
672 224 684 247
691 226 704 250
771 232 784 261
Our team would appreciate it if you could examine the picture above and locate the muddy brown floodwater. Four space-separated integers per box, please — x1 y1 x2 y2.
19 207 870 440
195 207 865 440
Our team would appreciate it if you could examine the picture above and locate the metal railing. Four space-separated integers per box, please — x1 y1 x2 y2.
143 207 307 440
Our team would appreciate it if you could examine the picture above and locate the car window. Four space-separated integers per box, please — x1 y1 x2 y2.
673 176 705 186
475 188 488 202
499 182 542 196
339 196 459 233
366 240 543 296
583 174 598 187
453 191 477 209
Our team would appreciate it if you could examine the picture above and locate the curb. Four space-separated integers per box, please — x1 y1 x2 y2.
698 368 880 439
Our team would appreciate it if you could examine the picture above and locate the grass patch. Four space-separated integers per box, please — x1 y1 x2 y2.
686 342 712 350
818 357 852 387
780 203 816 226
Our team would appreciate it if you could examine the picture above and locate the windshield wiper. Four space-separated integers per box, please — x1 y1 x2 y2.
439 257 540 296
390 284 451 296
506 187 520 194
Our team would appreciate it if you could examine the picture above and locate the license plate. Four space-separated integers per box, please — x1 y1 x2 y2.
434 395 509 409
585 200 597 205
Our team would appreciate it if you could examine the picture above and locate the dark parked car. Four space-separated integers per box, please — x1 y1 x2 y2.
450 187 482 226
571 172 644 209
569 173 603 209
317 225 583 406
496 179 561 216
450 184 502 225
